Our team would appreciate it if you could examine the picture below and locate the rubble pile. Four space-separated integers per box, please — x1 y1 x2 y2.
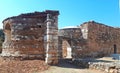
89 62 120 73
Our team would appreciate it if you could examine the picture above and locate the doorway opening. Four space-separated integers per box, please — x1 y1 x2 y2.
62 40 72 59
4 23 11 43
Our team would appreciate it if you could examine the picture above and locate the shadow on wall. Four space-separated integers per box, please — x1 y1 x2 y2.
0 29 4 53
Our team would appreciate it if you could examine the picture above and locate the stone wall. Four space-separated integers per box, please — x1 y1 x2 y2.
87 21 120 57
58 21 120 59
2 18 45 59
89 62 120 73
2 10 59 65
1 10 120 64
59 27 88 59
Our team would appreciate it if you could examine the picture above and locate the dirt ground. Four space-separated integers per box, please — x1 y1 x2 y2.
41 66 105 73
0 57 49 73
41 59 105 73
41 57 115 73
0 57 114 73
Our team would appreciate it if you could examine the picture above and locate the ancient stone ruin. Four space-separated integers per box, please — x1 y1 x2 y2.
59 21 120 59
2 10 59 65
1 10 120 66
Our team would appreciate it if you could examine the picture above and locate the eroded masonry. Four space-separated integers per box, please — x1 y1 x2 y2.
2 10 59 65
58 21 120 59
1 10 120 65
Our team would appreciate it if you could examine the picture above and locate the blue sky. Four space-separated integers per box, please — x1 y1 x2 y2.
0 0 120 29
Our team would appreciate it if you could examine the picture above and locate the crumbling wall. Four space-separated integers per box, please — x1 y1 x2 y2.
87 21 120 57
2 16 45 59
59 28 88 59
2 10 59 65
73 21 120 58
59 21 120 59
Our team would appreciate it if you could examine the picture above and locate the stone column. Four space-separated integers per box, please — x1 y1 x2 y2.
45 14 58 65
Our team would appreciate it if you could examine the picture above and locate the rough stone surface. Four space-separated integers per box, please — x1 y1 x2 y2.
89 62 120 73
2 10 59 65
87 21 120 57
59 21 120 59
2 10 120 65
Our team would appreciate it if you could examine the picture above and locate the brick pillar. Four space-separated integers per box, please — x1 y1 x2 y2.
45 14 58 65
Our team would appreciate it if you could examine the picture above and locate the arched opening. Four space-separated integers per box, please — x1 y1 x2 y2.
62 40 72 59
5 23 11 30
4 23 11 43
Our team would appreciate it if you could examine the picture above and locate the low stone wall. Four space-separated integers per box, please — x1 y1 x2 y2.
89 62 120 73
69 58 120 73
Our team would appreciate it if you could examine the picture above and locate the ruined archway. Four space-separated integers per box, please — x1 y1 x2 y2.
62 40 72 59
4 23 11 43
2 10 59 65
1 23 12 56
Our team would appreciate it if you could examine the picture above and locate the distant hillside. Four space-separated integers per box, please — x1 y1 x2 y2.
0 29 4 53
